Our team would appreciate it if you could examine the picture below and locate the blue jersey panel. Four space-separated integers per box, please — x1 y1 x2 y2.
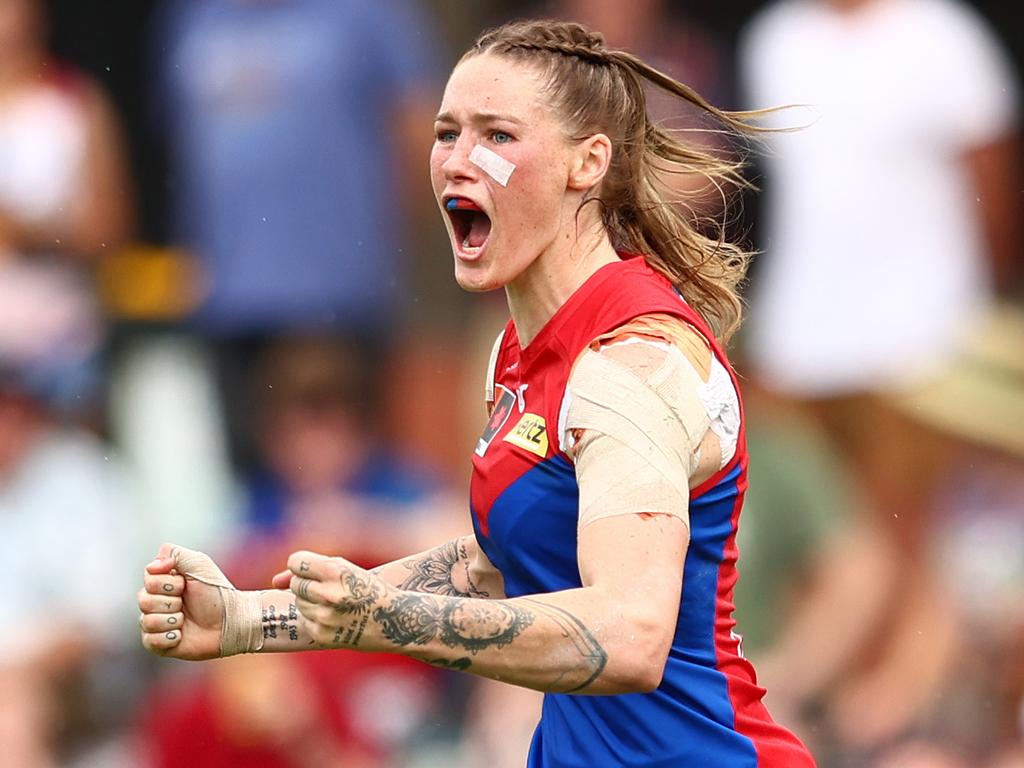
472 454 582 598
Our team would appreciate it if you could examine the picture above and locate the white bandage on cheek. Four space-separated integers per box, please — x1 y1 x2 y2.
171 545 264 657
565 344 712 529
470 143 515 186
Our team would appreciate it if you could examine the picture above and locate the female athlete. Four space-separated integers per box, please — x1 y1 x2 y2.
139 19 816 767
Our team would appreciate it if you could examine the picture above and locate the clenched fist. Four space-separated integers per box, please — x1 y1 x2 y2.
272 551 395 649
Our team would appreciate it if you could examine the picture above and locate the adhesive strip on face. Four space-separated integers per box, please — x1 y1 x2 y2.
565 343 712 530
470 143 515 186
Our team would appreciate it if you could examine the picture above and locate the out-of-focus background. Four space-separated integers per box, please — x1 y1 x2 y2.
0 0 1020 766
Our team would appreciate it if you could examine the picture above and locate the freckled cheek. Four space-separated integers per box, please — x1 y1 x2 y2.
506 165 563 220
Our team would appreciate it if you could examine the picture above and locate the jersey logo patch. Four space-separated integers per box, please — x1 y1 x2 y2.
476 386 516 457
503 413 548 457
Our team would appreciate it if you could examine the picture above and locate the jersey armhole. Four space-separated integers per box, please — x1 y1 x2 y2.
484 328 506 410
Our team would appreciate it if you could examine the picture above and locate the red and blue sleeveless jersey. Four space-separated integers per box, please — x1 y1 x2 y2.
469 256 816 767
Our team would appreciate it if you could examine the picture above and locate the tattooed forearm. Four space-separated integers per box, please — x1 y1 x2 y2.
374 594 533 652
398 538 490 598
372 593 607 693
262 603 301 642
520 599 608 693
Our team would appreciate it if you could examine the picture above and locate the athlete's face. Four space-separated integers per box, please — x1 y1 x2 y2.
430 54 580 293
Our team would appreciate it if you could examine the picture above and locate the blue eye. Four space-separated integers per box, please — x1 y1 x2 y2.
492 131 512 144
436 129 457 143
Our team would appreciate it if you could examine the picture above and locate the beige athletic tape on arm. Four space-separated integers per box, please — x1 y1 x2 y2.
566 343 711 529
170 545 264 656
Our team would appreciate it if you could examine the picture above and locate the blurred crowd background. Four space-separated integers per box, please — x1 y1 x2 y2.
0 0 1021 766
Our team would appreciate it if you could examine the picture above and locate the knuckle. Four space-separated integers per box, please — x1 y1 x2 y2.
141 632 167 656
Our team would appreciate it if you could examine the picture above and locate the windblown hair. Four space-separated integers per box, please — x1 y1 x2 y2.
465 19 773 343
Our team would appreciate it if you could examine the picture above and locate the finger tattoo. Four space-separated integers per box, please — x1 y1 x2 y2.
165 631 177 641
167 616 178 625
162 583 174 593
300 560 311 573
296 578 313 601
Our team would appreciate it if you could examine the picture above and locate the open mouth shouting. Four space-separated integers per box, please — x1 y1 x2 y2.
444 196 492 258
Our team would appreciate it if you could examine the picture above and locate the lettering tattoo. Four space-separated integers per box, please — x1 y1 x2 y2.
373 594 532 653
330 613 370 648
261 603 300 642
399 538 490 598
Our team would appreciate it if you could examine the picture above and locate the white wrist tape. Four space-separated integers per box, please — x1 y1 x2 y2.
170 545 264 657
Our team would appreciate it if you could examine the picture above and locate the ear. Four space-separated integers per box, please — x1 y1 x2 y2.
568 133 612 191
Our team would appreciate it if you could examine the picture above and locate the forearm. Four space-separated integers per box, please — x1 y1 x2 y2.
370 588 620 693
370 535 502 599
256 584 623 693
311 580 665 695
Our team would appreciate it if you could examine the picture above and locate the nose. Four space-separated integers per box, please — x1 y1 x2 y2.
441 133 479 182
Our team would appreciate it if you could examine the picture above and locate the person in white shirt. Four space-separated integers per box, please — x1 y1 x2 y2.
735 0 1022 760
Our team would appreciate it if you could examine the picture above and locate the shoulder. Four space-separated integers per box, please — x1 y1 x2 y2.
587 313 713 380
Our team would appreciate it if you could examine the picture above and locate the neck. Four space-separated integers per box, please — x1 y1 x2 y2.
505 213 620 347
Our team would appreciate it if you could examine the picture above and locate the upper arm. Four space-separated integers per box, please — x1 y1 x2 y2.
563 317 722 660
962 134 1022 289
576 512 688 665
564 315 736 533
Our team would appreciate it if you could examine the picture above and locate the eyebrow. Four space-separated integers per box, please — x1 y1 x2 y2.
434 111 527 126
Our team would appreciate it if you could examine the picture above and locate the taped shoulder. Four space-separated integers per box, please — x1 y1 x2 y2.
591 313 713 381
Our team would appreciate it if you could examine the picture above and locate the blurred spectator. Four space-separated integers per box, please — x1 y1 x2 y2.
230 333 466 572
0 0 135 423
0 331 142 767
148 0 445 467
735 0 1022 761
0 2 143 765
134 334 468 767
877 302 1024 768
0 0 134 263
739 0 1020 393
